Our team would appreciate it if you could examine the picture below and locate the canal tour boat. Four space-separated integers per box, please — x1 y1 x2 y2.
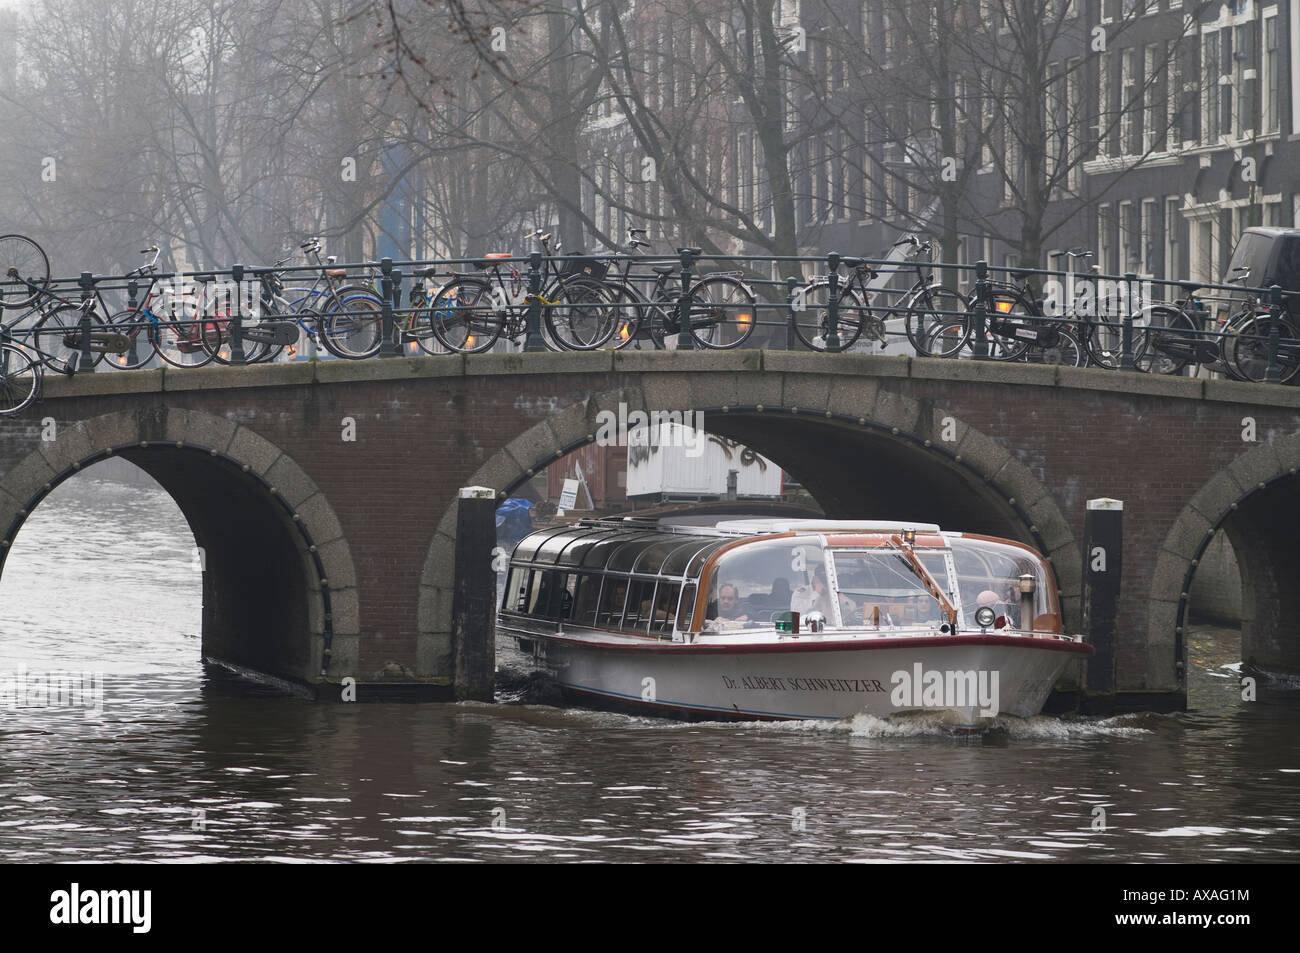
498 518 1092 727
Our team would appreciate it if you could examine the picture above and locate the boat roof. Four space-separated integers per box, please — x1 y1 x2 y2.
711 518 943 535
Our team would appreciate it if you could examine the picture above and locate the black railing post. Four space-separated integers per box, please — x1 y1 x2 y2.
525 252 545 352
1266 284 1283 384
379 257 398 357
825 252 841 352
1120 270 1137 371
125 278 140 367
678 248 695 350
77 272 95 371
786 276 799 351
228 263 246 365
391 267 405 355
972 260 990 360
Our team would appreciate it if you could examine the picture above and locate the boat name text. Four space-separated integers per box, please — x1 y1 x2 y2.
721 675 887 693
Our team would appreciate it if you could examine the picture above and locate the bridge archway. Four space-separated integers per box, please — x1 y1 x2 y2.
1151 436 1300 690
421 374 1080 655
0 408 357 686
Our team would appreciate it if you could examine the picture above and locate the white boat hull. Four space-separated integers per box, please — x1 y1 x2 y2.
512 628 1090 726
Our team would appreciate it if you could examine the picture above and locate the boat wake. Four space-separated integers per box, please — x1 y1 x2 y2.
722 709 1156 740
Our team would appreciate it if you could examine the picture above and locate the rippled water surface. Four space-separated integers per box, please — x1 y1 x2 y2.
1 472 1298 862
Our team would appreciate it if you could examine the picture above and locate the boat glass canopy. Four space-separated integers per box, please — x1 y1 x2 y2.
503 522 729 636
503 521 1062 636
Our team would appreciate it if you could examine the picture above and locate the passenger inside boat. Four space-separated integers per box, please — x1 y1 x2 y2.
790 565 835 618
710 584 750 625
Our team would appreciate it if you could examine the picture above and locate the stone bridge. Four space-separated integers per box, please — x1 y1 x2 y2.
2 350 1298 710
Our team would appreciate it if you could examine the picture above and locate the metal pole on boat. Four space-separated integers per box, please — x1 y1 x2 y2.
1083 498 1122 710
452 485 498 701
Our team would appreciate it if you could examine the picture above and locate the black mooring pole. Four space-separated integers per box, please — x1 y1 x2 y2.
1083 497 1122 710
452 486 497 701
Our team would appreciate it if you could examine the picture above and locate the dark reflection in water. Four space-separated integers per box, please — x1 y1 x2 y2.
1 475 1297 862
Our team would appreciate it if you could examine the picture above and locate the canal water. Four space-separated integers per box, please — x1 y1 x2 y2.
1 471 1297 863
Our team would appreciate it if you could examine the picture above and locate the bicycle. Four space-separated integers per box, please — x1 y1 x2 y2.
420 231 622 354
104 247 223 369
597 231 757 350
791 256 886 353
0 235 122 372
0 296 129 416
1132 268 1264 379
864 237 968 358
1043 250 1125 369
0 234 51 310
295 239 385 359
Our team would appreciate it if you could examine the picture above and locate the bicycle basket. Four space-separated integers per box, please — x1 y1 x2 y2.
559 256 610 281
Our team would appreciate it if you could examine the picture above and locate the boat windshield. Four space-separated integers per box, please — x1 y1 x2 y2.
949 537 1060 632
704 537 827 629
829 550 949 627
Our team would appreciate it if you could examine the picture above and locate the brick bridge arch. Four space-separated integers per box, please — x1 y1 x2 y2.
0 408 358 685
421 375 1082 663
1151 433 1300 683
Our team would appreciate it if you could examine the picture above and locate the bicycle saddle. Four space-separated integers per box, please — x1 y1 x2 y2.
842 257 870 268
1176 281 1204 294
412 266 440 278
652 265 677 276
676 247 702 256
1008 270 1033 282
193 273 217 283
325 268 348 278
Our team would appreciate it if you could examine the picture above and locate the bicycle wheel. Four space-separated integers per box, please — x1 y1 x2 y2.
1230 311 1300 384
1023 325 1084 367
922 320 972 360
604 282 651 350
1078 314 1126 369
155 314 218 368
0 235 50 310
0 343 39 414
203 311 276 365
320 286 383 359
29 305 107 371
545 277 620 350
792 281 864 352
906 286 968 357
105 309 157 370
686 275 756 349
903 285 966 355
428 278 503 354
1217 309 1258 381
1133 307 1195 375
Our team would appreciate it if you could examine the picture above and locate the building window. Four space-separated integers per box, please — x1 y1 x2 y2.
1164 198 1182 283
1144 45 1160 152
1098 52 1112 156
1066 57 1082 190
1263 14 1279 133
1118 201 1136 273
1196 219 1215 284
1120 48 1137 154
1202 31 1221 142
1234 23 1254 137
1141 199 1158 275
1098 203 1113 273
1164 40 1179 150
